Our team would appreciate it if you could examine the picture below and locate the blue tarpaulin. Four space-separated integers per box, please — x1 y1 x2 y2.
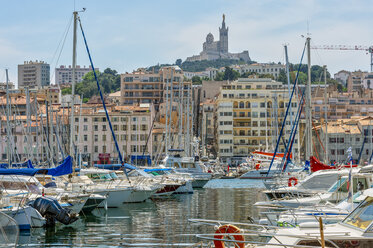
144 168 172 172
47 156 73 176
0 160 34 169
0 168 48 176
0 156 73 177
94 163 137 171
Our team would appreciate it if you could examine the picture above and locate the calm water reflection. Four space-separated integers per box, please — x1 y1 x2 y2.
18 179 265 247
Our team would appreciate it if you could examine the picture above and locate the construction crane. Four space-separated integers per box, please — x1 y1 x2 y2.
311 45 373 72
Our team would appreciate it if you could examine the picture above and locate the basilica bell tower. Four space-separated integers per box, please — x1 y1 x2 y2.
219 14 228 54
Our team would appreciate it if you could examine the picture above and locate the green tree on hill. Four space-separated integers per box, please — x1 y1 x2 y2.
61 68 121 100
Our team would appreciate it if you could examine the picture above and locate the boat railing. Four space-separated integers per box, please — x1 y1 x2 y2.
188 218 350 248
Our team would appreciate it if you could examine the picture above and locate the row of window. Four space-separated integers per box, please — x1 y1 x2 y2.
77 134 148 142
219 139 233 144
76 117 148 123
219 121 233 125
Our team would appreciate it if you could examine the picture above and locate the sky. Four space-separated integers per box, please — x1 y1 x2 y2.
1 0 373 86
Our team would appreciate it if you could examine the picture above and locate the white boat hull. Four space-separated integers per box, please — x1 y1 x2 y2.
174 181 194 194
4 206 45 229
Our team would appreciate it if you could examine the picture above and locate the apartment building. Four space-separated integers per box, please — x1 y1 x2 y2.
0 82 15 90
0 100 154 166
347 70 365 92
216 77 298 163
120 66 188 108
314 117 373 165
55 65 96 85
74 104 154 165
312 87 373 120
231 63 285 79
18 60 50 89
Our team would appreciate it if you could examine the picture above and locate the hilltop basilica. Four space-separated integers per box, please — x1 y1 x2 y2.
186 15 251 62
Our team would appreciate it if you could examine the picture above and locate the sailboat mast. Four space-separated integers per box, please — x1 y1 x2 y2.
323 65 328 164
265 95 268 151
305 37 313 161
178 76 183 149
26 87 32 159
164 71 169 156
70 11 78 162
186 84 191 157
49 96 54 165
5 69 11 165
168 68 174 150
284 45 293 157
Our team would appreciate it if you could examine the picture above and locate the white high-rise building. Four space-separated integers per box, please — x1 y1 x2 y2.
55 65 96 85
18 60 50 89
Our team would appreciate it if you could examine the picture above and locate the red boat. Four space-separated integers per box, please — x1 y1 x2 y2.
310 156 358 173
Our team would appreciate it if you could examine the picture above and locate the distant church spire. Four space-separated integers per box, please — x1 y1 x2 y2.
219 14 228 54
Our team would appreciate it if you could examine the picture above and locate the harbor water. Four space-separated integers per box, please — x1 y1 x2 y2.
18 179 265 247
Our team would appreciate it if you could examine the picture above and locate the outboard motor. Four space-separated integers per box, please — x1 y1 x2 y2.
29 197 79 226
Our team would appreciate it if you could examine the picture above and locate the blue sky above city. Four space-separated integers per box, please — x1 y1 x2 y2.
1 0 373 85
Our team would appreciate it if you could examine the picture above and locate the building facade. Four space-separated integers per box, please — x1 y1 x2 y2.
312 87 373 120
314 117 373 165
18 61 50 89
231 63 285 79
216 78 299 163
120 66 189 109
334 70 350 87
55 65 96 85
0 102 154 166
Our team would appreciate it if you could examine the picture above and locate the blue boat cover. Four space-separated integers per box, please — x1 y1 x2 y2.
94 163 137 171
144 168 172 172
47 156 73 176
0 156 73 177
0 168 48 176
0 160 34 169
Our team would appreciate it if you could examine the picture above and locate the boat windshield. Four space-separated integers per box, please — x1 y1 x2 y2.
110 172 118 179
343 197 373 230
103 174 112 180
327 177 347 193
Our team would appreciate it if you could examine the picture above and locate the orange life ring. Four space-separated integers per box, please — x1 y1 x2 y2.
255 163 260 170
288 177 298 187
214 224 245 248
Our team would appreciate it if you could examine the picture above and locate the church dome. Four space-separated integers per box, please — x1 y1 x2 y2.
206 33 214 44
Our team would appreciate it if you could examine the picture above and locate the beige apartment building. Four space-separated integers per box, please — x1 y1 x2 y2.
74 104 154 166
314 117 373 165
120 66 188 109
18 60 50 89
312 87 373 121
0 99 154 166
216 77 299 163
231 63 285 79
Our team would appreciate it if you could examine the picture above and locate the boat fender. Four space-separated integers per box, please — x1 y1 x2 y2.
288 177 298 187
214 224 245 248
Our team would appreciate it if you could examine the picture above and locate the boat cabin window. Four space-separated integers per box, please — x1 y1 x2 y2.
299 174 341 190
0 181 41 194
343 197 373 230
328 177 347 193
109 172 118 179
330 177 368 193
